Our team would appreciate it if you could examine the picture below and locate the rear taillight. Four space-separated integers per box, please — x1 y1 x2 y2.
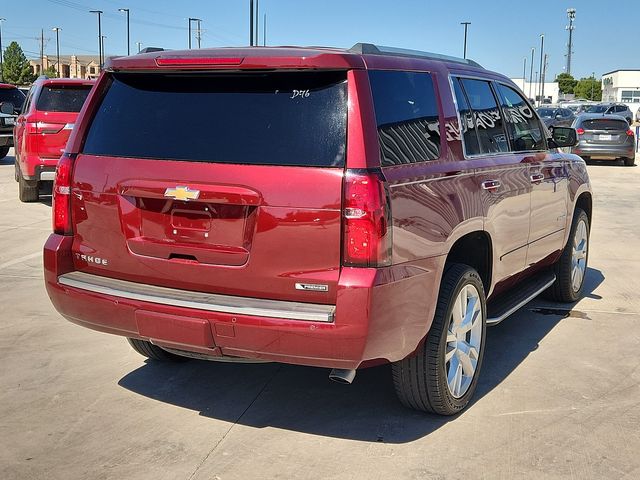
53 153 74 235
342 169 392 267
626 129 635 137
25 121 39 134
576 128 585 135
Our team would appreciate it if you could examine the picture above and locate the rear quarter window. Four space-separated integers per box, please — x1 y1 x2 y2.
36 85 92 112
82 71 348 167
368 70 441 166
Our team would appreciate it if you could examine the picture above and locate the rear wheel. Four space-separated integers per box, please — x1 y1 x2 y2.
127 338 188 362
18 170 39 202
392 263 486 415
548 208 589 302
624 157 635 167
0 146 9 159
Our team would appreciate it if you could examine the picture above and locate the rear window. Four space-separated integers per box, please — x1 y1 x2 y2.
36 85 92 112
581 119 629 131
583 105 607 114
83 72 348 167
0 87 26 111
368 71 441 166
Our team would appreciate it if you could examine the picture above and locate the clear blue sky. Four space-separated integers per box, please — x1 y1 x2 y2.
2 0 637 79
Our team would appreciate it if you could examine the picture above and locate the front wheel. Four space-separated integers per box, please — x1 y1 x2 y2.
548 208 590 302
392 263 486 415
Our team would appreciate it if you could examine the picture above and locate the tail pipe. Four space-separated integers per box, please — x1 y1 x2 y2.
329 368 356 384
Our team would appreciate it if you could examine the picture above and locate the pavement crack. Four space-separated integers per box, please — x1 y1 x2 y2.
185 365 282 480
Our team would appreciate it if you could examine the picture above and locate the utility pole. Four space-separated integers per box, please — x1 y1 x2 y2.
0 18 5 82
136 42 142 53
461 22 471 59
118 8 130 56
255 0 259 46
101 35 106 64
263 13 266 46
538 34 544 105
529 47 535 100
522 57 527 92
250 0 254 46
541 53 548 103
89 10 103 70
40 29 44 76
196 19 202 48
565 8 576 76
52 27 61 78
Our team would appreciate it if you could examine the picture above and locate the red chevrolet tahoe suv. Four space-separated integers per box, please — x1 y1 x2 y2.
44 44 592 415
14 77 95 202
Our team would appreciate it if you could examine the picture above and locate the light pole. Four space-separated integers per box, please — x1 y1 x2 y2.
52 27 61 78
89 10 103 70
538 34 544 105
118 8 130 56
591 72 595 101
0 18 5 82
136 41 142 53
263 13 266 46
565 8 576 76
461 22 471 59
529 47 535 100
188 17 202 49
522 57 527 92
101 35 107 65
250 0 254 46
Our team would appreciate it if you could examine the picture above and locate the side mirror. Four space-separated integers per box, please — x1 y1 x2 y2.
549 126 578 148
0 102 14 115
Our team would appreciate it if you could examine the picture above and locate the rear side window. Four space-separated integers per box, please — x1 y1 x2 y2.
369 71 441 166
36 85 92 112
496 83 544 152
83 72 347 167
581 119 629 131
452 77 481 156
459 79 508 154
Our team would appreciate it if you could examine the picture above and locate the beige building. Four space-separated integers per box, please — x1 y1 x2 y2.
602 70 640 105
29 54 101 79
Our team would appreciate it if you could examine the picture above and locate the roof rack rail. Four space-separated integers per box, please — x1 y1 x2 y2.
349 43 483 68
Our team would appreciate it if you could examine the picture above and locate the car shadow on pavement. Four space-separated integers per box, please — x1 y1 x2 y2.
118 267 604 444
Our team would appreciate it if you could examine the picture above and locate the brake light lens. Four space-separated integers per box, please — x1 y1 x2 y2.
626 129 634 137
576 128 585 135
342 169 392 267
156 57 243 67
53 153 74 235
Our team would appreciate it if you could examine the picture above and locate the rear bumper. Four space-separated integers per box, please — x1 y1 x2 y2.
44 234 442 369
0 133 13 147
21 155 58 180
572 142 635 159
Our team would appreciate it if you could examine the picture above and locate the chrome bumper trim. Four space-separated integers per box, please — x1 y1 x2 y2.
58 271 335 323
40 171 56 181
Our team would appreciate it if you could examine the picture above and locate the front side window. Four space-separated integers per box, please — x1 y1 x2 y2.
496 83 545 152
459 79 509 154
369 70 441 166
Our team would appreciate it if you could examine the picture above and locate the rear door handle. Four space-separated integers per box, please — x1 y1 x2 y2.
530 173 545 184
481 180 501 192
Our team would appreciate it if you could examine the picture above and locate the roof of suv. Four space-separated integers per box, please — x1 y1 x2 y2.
34 78 95 87
105 43 487 74
0 83 18 89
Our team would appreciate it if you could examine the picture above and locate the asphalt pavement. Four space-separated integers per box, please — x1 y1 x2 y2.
1 148 639 480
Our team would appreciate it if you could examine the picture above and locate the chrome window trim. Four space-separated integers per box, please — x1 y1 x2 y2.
58 271 336 323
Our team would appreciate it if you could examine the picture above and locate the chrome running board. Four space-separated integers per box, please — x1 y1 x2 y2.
486 273 556 326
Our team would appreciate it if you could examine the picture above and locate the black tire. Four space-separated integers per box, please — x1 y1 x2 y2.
624 157 635 167
0 146 9 160
392 263 486 415
126 338 188 362
14 160 19 182
582 156 591 165
18 170 39 202
548 208 590 302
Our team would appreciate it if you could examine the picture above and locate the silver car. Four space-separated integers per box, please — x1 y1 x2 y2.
571 114 636 166
582 103 633 124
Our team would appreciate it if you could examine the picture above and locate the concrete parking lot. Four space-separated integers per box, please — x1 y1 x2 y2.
1 147 639 480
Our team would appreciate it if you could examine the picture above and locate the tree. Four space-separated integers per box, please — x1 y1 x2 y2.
43 65 58 78
1 41 36 85
555 73 578 94
574 76 602 101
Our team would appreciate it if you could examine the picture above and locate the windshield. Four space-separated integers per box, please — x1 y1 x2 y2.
0 88 26 113
537 108 556 118
584 105 608 113
83 71 348 167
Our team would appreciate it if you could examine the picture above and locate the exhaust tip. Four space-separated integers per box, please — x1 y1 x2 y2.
329 368 356 385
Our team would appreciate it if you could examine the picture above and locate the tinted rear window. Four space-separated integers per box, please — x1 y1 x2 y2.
83 72 348 167
0 88 26 111
36 85 92 112
581 119 629 131
368 71 440 166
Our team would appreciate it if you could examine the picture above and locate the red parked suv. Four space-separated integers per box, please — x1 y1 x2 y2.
44 44 592 415
14 77 94 202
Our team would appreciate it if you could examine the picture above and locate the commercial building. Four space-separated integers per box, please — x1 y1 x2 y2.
601 70 640 105
29 55 101 80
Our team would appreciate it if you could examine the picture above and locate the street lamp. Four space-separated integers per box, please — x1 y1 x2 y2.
118 8 130 56
460 22 471 59
52 27 61 78
0 18 5 82
89 10 103 69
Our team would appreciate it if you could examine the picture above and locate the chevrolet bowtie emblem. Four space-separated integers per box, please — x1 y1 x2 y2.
164 186 200 201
